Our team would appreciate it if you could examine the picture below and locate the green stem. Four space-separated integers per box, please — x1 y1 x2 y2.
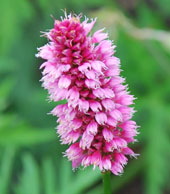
102 171 112 194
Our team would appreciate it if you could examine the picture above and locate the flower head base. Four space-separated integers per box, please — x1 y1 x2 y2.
37 12 139 175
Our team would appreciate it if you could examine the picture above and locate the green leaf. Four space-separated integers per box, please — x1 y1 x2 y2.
0 114 56 146
42 158 57 194
0 57 18 73
0 77 16 111
0 127 56 146
59 159 73 194
14 154 40 194
69 167 101 194
86 157 144 194
0 147 16 194
0 0 33 54
144 102 170 194
154 0 170 17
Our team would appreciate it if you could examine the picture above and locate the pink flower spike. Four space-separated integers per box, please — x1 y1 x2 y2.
93 88 105 99
102 128 113 142
67 87 79 102
114 153 128 166
65 142 83 161
95 112 107 125
92 28 108 43
86 120 98 135
78 62 91 73
37 44 54 60
82 18 96 34
89 100 102 112
102 99 115 111
100 155 112 171
111 162 123 175
91 60 107 74
78 99 89 113
71 118 82 130
37 12 139 174
58 76 71 88
109 109 123 122
111 138 127 149
106 116 117 127
91 151 102 169
81 155 91 167
80 131 94 149
85 79 100 89
85 70 96 80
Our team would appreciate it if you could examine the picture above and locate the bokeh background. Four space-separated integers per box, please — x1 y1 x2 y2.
1 0 170 194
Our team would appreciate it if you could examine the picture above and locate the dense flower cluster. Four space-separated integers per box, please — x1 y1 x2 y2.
37 13 139 175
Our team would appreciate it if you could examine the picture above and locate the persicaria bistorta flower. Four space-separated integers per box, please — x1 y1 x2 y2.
36 12 139 175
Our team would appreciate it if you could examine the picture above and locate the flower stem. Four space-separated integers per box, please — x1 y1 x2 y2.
102 171 112 194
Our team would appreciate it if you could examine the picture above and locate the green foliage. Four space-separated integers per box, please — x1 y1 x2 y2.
154 0 170 17
144 103 170 194
116 29 170 194
0 0 33 55
0 148 16 194
0 0 170 194
14 154 41 194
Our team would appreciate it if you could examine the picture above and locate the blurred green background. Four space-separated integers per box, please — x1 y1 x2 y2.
0 0 170 194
